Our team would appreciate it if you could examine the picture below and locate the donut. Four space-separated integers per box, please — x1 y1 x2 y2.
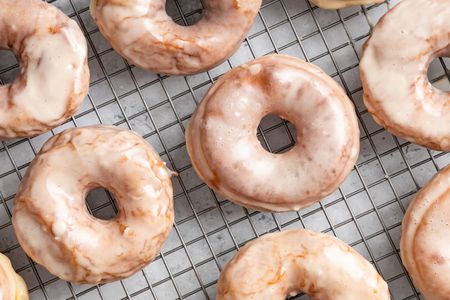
186 55 360 212
311 0 384 9
11 126 174 284
0 0 89 139
400 165 450 300
360 0 450 151
90 0 261 75
217 229 390 299
0 253 28 300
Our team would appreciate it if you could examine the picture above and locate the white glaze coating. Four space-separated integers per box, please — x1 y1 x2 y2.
360 0 450 151
0 0 89 139
311 0 383 9
12 126 174 284
0 253 28 300
186 55 360 212
217 229 390 300
401 165 450 300
90 0 261 75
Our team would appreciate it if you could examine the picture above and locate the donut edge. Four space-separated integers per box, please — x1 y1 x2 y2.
359 0 450 152
186 54 360 212
400 165 450 298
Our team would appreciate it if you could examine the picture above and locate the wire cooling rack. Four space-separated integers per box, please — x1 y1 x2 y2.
0 0 449 299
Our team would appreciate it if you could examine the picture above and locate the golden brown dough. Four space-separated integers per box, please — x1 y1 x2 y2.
0 253 28 300
186 55 360 212
217 229 390 300
360 0 450 151
401 165 450 300
0 0 89 139
12 126 174 284
90 0 261 75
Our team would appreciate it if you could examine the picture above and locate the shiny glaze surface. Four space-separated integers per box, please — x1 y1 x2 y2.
12 126 174 284
360 0 450 151
217 229 390 300
90 0 261 75
0 0 89 139
401 165 450 300
311 0 383 9
0 253 28 300
186 55 360 212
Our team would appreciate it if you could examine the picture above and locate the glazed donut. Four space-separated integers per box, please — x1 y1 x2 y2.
90 0 261 75
217 229 390 299
0 253 28 300
0 0 89 139
400 165 450 300
186 55 360 212
360 0 450 151
311 0 383 9
12 126 174 284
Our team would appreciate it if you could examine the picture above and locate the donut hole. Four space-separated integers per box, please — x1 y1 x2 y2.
166 0 203 25
288 294 311 299
0 49 20 85
258 114 297 154
427 57 450 92
85 187 118 220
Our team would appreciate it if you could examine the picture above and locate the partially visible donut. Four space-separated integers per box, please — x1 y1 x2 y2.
360 0 450 151
90 0 261 75
0 0 89 139
400 165 450 300
217 229 390 299
0 253 28 300
186 55 360 212
12 126 174 284
311 0 383 9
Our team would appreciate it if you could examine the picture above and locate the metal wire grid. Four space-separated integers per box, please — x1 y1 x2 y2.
0 0 449 299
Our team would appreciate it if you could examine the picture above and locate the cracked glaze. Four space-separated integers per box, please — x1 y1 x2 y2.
90 0 261 75
360 0 450 151
401 165 450 300
311 0 383 9
217 229 390 300
186 55 360 212
0 253 28 300
0 0 89 139
12 126 174 284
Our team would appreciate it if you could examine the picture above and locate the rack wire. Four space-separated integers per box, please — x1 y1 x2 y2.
0 0 449 299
